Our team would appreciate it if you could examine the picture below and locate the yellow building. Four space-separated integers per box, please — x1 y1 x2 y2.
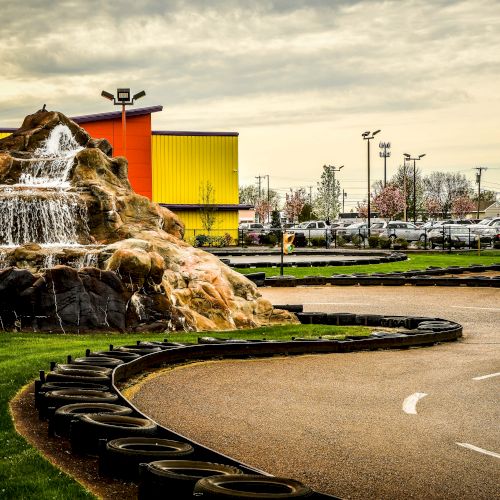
152 131 243 245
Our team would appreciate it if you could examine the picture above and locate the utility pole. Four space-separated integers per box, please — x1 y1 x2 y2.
475 167 487 219
307 186 313 205
404 153 426 224
362 130 381 235
255 175 264 222
342 189 347 214
379 141 391 187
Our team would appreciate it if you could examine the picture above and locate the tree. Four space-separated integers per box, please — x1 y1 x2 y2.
199 181 220 233
422 172 472 217
255 199 272 224
451 196 475 219
298 203 317 222
472 189 497 205
356 201 368 220
284 188 306 223
314 166 341 223
372 185 405 220
239 184 280 208
424 197 441 219
390 164 423 221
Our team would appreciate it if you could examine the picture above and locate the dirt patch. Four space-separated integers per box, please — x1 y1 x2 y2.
10 382 137 500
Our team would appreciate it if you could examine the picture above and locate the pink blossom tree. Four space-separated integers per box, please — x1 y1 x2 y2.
451 196 475 219
371 185 405 220
255 199 272 224
356 201 368 220
424 197 442 219
284 188 306 223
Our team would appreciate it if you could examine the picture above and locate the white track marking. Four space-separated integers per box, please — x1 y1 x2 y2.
451 306 500 311
473 372 500 381
402 392 428 414
456 443 500 459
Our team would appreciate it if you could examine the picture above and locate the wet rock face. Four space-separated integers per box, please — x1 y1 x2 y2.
0 110 297 332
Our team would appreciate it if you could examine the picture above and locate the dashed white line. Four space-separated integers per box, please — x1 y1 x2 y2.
456 443 500 459
473 372 500 381
402 392 428 414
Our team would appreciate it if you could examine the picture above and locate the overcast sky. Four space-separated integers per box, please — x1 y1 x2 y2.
1 0 500 207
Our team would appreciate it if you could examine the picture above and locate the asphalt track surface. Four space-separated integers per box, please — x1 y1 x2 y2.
225 254 377 264
131 287 499 499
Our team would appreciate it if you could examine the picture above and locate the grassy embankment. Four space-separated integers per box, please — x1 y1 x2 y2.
1 324 370 499
238 250 500 277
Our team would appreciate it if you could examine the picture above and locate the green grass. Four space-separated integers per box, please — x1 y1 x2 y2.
237 250 500 277
1 324 371 498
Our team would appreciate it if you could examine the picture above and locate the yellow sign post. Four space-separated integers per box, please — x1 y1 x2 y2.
280 232 295 275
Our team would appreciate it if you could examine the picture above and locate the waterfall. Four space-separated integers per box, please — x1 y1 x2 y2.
0 125 89 247
18 124 83 187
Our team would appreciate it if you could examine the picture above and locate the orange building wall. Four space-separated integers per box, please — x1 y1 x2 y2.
80 114 152 199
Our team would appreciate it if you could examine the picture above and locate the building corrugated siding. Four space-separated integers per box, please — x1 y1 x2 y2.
152 134 238 205
0 132 12 140
177 210 239 245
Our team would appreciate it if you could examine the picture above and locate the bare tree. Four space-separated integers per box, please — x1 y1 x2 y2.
422 172 472 217
199 181 220 233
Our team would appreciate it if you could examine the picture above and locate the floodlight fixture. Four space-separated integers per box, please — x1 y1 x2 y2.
362 131 370 137
133 90 146 100
361 128 382 234
419 154 426 159
404 152 426 223
372 129 381 136
101 90 114 101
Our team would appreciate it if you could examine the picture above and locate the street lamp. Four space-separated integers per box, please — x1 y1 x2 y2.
379 141 391 187
362 130 381 234
101 88 146 158
323 164 344 224
403 153 426 224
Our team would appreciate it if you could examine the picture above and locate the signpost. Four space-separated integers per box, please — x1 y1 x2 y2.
280 232 295 276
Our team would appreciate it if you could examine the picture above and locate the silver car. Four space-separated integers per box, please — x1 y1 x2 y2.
376 221 426 242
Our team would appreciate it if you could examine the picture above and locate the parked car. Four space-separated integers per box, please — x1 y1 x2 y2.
373 221 427 242
470 217 500 236
427 225 475 249
336 222 369 242
287 220 331 239
422 219 475 229
473 220 500 245
238 222 266 232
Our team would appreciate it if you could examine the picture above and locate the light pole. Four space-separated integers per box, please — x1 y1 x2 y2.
342 189 347 214
264 174 270 222
475 167 487 219
362 130 381 234
379 141 391 187
323 164 343 224
403 153 426 224
101 88 146 158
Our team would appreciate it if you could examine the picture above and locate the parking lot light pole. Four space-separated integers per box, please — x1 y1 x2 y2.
379 141 391 187
101 88 146 158
404 153 426 224
362 130 381 235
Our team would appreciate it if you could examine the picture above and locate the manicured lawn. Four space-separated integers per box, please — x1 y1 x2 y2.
237 250 500 277
1 324 371 498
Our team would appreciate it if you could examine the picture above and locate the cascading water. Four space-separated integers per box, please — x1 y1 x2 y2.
0 125 89 248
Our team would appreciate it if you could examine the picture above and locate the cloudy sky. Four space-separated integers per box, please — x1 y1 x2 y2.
1 0 500 207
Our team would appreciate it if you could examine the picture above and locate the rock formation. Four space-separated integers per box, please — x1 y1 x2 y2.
0 110 296 332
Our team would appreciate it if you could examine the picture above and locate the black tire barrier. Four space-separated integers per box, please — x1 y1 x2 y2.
259 263 500 288
54 364 112 377
50 403 133 437
138 460 244 500
273 304 304 313
193 474 314 498
71 414 158 455
73 357 124 368
99 437 194 480
245 272 266 286
296 312 328 325
34 381 110 409
116 345 163 355
44 371 112 387
42 389 119 412
92 350 141 362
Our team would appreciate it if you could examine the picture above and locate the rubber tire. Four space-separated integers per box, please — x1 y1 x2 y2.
52 403 132 437
43 389 119 409
92 351 141 362
71 414 157 455
102 437 194 479
54 365 112 377
45 371 112 387
73 357 124 368
139 460 243 500
193 474 314 498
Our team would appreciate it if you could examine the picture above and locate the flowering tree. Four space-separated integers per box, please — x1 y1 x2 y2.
424 197 441 218
451 196 475 219
356 201 368 220
284 188 306 223
314 165 341 222
255 199 272 224
371 185 405 220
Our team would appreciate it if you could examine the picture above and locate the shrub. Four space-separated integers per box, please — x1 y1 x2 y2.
335 235 347 247
194 234 210 247
351 235 363 247
244 232 259 245
368 235 379 248
394 237 409 250
309 236 327 247
268 233 278 246
379 237 391 249
494 240 500 249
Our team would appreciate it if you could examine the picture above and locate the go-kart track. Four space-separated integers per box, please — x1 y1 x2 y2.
130 286 499 500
